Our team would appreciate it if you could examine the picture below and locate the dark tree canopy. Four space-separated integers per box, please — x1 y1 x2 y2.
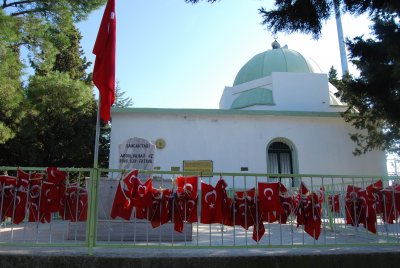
0 1 110 167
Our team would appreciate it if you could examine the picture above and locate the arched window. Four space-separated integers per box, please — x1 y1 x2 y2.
267 141 293 175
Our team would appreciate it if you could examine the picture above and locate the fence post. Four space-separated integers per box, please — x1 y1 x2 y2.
86 168 100 255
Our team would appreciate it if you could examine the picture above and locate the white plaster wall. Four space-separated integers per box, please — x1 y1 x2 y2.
110 110 387 177
219 72 340 112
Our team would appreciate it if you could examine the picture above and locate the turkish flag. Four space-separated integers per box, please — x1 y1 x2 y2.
358 189 377 234
176 176 198 199
299 181 309 195
215 179 233 225
328 194 341 213
27 175 44 222
173 192 186 233
92 0 116 122
279 195 294 224
45 167 67 212
149 188 173 228
234 188 256 229
303 192 321 240
122 169 139 192
258 182 283 223
110 181 134 221
200 179 231 225
46 167 67 185
345 185 363 226
0 175 17 221
176 176 199 223
39 181 58 223
200 182 218 224
253 195 265 242
62 185 88 222
294 194 307 227
132 178 152 219
380 185 400 224
13 176 29 224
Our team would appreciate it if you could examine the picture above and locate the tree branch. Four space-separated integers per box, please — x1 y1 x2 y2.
10 7 47 16
2 0 36 9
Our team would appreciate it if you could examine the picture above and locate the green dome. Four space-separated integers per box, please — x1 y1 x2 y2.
233 47 321 86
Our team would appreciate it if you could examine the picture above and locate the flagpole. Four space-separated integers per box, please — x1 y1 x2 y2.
334 2 349 76
93 95 101 169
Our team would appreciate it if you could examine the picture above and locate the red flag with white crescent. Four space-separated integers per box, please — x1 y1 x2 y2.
92 0 116 122
258 182 283 222
110 180 134 221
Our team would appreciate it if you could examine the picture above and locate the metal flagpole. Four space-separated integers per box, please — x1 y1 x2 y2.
334 2 349 76
88 94 101 255
93 94 101 168
93 96 101 169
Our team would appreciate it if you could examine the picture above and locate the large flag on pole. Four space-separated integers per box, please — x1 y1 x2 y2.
93 0 116 123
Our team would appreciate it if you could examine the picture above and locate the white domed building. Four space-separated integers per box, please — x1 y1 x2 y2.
109 42 387 179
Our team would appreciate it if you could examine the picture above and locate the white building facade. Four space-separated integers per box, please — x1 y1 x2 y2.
109 42 387 177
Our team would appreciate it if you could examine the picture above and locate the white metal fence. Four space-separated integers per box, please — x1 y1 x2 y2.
1 167 399 251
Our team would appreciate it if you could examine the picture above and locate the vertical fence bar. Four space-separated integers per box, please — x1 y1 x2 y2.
87 168 100 255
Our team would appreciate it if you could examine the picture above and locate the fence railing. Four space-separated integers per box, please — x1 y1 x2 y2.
1 166 399 254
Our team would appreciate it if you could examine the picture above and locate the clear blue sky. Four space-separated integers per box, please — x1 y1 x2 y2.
77 0 372 109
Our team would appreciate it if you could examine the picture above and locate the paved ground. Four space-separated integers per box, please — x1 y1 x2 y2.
1 220 400 267
1 245 400 268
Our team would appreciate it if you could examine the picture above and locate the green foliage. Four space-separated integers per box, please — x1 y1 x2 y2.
24 72 96 167
0 10 25 144
2 0 107 22
335 16 400 155
114 81 134 108
0 1 110 167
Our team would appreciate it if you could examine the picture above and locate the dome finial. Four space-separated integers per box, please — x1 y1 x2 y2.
271 36 281 49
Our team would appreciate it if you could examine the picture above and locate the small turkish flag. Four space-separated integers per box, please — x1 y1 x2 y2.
110 181 134 221
200 182 218 224
132 178 152 219
258 182 283 222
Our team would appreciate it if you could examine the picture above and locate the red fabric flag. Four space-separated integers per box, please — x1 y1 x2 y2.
39 181 57 223
215 179 233 226
380 185 400 224
149 188 172 228
358 189 377 233
122 169 138 191
200 182 219 224
279 195 294 224
46 167 67 212
13 174 29 224
200 178 231 225
299 181 309 195
176 176 198 200
328 194 341 213
294 194 307 227
148 188 162 228
132 178 152 219
0 175 17 221
176 176 199 223
92 0 116 122
252 211 265 242
110 181 134 221
27 174 44 222
234 189 256 229
303 192 322 240
345 185 363 226
366 179 383 193
62 184 88 222
258 182 283 223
